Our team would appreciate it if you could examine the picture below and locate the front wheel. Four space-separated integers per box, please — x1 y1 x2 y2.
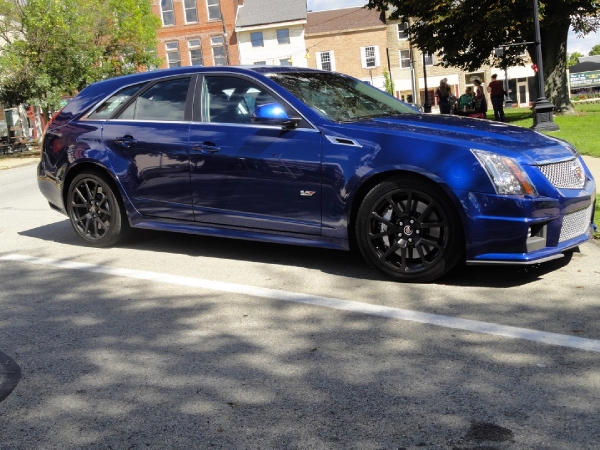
356 176 464 282
67 172 127 247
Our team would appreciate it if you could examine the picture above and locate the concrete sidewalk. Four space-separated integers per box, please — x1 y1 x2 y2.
0 151 40 170
582 155 600 184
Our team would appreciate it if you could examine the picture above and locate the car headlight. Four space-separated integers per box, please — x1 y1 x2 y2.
472 149 538 196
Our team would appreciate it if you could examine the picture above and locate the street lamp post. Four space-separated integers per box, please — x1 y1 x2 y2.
503 55 513 108
530 0 559 131
422 52 431 113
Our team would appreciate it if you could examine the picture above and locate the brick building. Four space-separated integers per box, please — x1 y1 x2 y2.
305 7 388 89
152 0 240 68
235 0 308 67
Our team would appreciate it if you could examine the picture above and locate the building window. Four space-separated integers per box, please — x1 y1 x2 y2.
253 61 266 65
211 36 226 66
251 32 264 47
280 58 292 66
397 23 409 40
399 50 411 69
184 0 198 23
316 51 335 71
361 45 380 68
207 0 221 21
160 0 175 26
188 39 203 66
277 29 290 45
423 52 434 66
165 41 180 68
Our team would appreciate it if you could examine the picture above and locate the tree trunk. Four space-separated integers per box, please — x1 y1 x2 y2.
540 17 573 113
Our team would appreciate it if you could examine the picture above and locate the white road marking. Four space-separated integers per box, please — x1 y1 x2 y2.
3 253 600 353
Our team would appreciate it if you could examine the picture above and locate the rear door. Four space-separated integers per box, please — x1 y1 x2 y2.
101 76 194 221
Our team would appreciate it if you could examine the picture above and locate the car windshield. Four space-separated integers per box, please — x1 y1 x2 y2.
268 72 416 122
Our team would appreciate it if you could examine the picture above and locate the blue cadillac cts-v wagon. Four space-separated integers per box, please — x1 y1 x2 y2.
37 66 597 282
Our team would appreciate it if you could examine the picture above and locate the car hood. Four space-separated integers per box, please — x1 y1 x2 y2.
324 114 577 164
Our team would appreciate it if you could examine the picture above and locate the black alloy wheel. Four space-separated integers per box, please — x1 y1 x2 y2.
67 172 126 247
356 176 463 282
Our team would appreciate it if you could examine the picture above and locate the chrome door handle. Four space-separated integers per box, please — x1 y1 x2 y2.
192 142 220 154
115 136 137 148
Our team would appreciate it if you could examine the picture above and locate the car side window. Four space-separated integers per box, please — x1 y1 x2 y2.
118 77 191 121
87 84 144 119
203 76 278 124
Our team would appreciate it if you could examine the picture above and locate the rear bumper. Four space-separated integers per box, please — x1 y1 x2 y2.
37 161 67 215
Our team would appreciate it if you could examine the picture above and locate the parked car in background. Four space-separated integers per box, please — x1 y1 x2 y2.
37 66 597 282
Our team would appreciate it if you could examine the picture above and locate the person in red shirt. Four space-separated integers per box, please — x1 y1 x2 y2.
487 74 506 122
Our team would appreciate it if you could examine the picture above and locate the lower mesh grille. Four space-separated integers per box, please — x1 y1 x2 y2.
559 204 593 243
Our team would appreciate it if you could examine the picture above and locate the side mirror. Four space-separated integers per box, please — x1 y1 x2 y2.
251 103 300 129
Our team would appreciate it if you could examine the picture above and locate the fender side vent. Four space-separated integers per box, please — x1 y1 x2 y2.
324 135 362 147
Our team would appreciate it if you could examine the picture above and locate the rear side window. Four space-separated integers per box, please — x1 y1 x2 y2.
87 84 144 119
118 77 191 121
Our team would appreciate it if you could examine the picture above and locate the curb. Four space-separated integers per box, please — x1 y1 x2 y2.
0 158 39 170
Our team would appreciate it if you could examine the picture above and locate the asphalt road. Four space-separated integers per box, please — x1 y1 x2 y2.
1 163 600 449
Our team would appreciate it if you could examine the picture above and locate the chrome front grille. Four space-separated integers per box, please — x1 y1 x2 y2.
559 204 593 243
538 158 586 189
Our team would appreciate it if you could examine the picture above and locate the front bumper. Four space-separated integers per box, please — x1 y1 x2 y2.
461 178 596 265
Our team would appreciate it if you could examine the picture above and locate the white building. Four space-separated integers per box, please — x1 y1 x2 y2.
235 0 308 67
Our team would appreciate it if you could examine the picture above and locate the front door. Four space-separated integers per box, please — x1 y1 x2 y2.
189 75 322 235
517 79 528 107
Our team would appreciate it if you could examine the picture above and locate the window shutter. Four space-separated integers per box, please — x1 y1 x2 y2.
374 45 380 67
329 51 336 71
360 47 367 68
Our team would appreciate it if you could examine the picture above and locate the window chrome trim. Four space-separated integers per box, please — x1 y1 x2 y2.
80 73 199 121
87 118 321 133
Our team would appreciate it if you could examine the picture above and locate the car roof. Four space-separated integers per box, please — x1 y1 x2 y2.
92 65 326 88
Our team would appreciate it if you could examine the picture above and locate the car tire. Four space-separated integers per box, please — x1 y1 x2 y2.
67 172 127 248
356 175 464 282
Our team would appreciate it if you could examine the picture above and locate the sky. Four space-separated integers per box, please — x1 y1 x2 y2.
306 0 600 56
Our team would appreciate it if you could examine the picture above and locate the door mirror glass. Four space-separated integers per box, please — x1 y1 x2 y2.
251 103 298 128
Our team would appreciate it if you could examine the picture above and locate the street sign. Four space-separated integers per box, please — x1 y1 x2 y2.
569 70 600 89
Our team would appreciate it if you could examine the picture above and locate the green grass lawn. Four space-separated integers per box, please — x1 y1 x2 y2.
504 104 600 237
504 103 600 158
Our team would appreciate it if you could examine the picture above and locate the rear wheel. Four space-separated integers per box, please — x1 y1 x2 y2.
356 176 464 282
67 172 127 247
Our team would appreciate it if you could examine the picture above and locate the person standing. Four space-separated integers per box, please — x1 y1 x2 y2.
436 78 451 114
472 79 487 117
487 74 506 122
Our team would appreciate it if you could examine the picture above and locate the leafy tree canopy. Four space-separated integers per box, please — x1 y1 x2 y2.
366 0 600 112
568 52 584 67
589 44 600 56
0 0 160 112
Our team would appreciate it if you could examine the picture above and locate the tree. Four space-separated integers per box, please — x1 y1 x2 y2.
589 44 600 56
568 52 584 67
383 71 395 96
0 0 160 114
366 0 600 113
